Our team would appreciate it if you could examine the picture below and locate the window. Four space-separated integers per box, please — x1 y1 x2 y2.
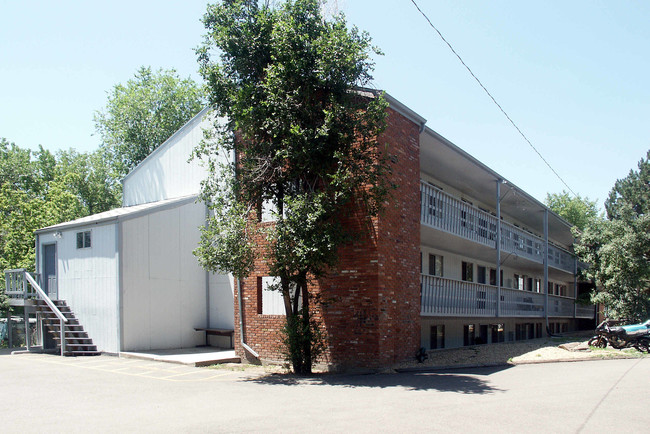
428 254 443 277
477 324 488 345
461 262 473 282
513 274 520 289
534 279 541 293
428 196 443 217
430 325 445 349
477 266 486 284
76 231 91 249
489 268 497 286
476 290 486 309
257 276 296 315
527 277 533 292
491 324 505 343
463 324 475 346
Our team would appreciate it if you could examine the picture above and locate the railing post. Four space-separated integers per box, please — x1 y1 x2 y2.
60 318 65 356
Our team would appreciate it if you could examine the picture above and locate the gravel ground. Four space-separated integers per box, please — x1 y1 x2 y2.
395 333 646 371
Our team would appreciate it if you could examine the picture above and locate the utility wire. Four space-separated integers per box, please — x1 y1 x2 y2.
409 0 577 197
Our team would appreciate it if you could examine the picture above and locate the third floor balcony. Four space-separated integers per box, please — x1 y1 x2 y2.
420 181 575 274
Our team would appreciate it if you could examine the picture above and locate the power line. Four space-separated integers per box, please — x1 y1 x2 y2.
409 0 578 198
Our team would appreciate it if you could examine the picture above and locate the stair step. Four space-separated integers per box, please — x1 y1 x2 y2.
64 351 101 357
43 318 80 324
40 312 76 319
53 336 93 342
36 300 99 357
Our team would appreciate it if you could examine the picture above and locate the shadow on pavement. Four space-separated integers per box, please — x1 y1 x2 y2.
246 365 509 393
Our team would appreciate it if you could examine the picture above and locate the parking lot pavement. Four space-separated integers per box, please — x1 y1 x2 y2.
1 353 648 433
12 353 239 382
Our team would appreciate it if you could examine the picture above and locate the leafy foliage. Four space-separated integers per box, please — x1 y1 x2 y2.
545 190 600 231
195 0 389 373
575 151 650 320
94 66 205 179
0 139 119 313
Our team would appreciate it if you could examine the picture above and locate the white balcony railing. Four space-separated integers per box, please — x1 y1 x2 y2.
420 274 594 319
420 182 575 273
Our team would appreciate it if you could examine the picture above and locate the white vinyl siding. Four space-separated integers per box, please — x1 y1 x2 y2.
121 201 208 351
42 224 119 353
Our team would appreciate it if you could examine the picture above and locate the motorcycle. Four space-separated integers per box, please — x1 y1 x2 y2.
588 319 650 353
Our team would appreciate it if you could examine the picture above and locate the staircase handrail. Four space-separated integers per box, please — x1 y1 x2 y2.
23 271 68 355
23 272 68 324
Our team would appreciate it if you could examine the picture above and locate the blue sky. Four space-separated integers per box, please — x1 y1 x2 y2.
1 1 648 208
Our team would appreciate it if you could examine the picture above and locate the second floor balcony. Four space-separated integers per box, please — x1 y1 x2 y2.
420 181 575 274
420 274 595 319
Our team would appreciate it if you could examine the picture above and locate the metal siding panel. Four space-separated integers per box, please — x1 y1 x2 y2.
122 116 230 206
56 224 119 353
121 202 210 351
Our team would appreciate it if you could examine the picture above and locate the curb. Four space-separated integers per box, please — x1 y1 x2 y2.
395 354 644 373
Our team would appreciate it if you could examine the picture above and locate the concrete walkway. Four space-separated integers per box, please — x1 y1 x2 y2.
119 346 240 367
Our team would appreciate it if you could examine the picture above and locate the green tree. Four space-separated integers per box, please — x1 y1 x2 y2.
94 66 205 179
54 149 120 215
545 190 600 232
576 151 650 320
0 139 119 315
194 0 390 374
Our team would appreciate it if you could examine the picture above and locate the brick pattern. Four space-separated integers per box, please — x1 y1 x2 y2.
233 107 421 369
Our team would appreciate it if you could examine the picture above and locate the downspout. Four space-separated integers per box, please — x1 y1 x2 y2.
205 204 210 330
231 143 259 358
236 277 259 357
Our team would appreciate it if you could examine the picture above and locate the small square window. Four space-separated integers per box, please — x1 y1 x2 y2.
76 231 91 249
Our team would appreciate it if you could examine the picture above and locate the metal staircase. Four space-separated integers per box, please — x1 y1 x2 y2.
4 269 99 356
34 299 100 356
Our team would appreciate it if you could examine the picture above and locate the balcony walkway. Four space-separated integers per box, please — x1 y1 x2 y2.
420 182 575 273
420 274 595 319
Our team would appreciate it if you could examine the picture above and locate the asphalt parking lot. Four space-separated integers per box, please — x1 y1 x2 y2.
1 353 648 433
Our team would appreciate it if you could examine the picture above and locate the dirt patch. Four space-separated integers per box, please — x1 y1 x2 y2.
395 336 646 371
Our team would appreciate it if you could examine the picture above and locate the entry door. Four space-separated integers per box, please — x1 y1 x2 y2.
42 244 57 298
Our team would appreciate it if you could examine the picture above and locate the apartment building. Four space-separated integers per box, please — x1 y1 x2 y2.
9 91 593 368
237 91 594 368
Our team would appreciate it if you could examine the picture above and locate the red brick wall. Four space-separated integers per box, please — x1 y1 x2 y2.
233 107 421 369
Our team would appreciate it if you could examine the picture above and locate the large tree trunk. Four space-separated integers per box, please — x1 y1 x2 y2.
300 277 312 375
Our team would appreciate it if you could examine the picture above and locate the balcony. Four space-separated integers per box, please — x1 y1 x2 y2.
420 274 595 319
420 182 575 273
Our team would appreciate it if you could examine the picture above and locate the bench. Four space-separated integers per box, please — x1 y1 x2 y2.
194 328 234 349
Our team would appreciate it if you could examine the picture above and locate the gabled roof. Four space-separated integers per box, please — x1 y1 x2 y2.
35 195 198 234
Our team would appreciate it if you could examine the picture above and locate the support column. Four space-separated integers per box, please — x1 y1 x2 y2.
573 256 578 320
543 209 549 333
6 310 12 349
496 180 502 318
23 273 30 351
24 308 30 351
